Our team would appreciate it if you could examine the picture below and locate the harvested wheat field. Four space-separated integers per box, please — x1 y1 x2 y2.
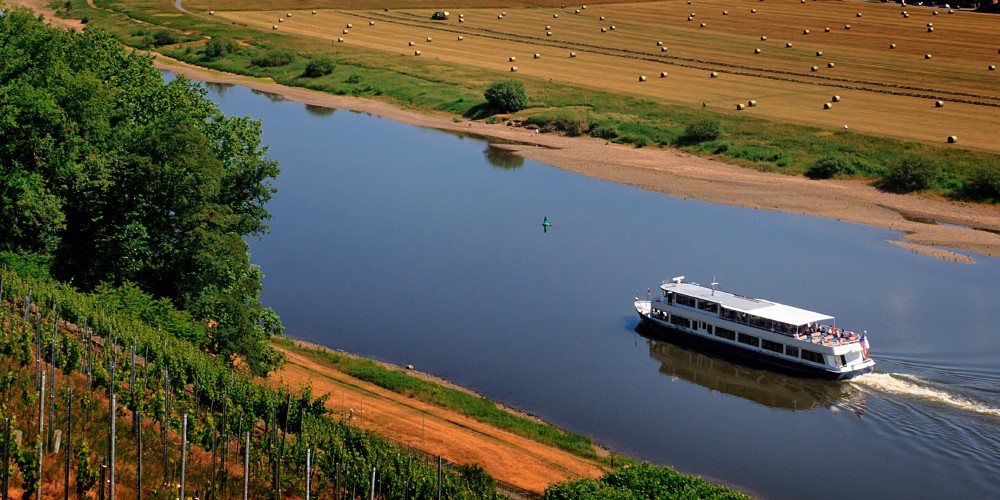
194 0 1000 151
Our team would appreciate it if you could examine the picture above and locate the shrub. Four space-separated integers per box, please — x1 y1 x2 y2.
962 162 1000 201
250 49 295 68
807 155 849 179
204 36 240 59
304 58 335 78
484 80 528 113
152 29 179 47
881 155 940 193
682 118 721 143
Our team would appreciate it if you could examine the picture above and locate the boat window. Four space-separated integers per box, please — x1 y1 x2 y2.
715 327 736 341
697 300 719 313
675 294 696 307
737 333 759 347
785 346 799 358
706 324 714 335
840 355 847 367
669 315 691 329
801 350 826 364
761 339 783 353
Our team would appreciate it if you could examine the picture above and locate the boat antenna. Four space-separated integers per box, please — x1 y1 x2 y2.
711 276 719 296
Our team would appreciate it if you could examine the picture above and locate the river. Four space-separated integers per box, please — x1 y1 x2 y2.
187 75 1000 499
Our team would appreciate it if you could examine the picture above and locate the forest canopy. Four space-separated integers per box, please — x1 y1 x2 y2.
0 8 283 374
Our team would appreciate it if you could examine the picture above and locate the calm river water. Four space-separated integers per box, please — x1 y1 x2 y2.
189 76 1000 499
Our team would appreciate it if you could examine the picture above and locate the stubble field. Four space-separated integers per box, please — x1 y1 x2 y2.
186 0 1000 152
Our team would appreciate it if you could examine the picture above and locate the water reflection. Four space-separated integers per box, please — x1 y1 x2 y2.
251 88 285 103
304 104 337 117
483 145 524 169
203 82 234 96
637 324 867 414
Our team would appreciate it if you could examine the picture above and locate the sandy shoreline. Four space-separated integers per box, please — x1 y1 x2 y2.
14 0 1000 263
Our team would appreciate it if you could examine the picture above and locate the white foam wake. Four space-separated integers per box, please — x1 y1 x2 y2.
851 373 1000 418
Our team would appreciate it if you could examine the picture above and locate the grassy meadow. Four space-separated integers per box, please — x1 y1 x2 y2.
66 0 1000 199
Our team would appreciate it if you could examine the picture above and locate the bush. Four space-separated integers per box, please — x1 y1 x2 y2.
250 49 295 68
881 155 940 193
304 58 335 78
152 29 179 47
204 36 239 59
682 118 721 143
962 162 1000 201
484 80 528 113
807 155 849 179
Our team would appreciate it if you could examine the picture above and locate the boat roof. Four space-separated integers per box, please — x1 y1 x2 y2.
662 281 834 326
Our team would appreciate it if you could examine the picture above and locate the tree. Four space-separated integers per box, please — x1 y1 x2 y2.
881 155 939 193
681 118 721 143
484 80 528 113
806 155 849 179
304 58 334 77
204 36 239 60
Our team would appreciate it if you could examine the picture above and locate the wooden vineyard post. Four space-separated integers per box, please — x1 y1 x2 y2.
162 367 169 485
305 448 312 500
37 372 44 500
110 394 116 500
64 388 72 500
180 414 187 500
48 339 56 451
242 431 250 500
136 409 142 500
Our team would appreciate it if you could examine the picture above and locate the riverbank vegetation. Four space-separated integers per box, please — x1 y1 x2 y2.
52 0 1000 203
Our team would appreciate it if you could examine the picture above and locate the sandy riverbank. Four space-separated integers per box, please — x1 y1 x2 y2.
13 0 1000 264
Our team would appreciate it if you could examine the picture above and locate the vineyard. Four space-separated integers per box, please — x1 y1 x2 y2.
0 260 498 498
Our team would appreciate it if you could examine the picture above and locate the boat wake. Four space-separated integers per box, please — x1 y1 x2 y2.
851 372 1000 419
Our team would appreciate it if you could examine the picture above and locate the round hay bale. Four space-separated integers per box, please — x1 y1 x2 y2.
343 29 349 34
547 31 553 36
575 9 580 13
889 43 896 49
687 16 693 21
509 56 516 62
736 103 746 110
459 18 464 23
803 29 810 35
209 10 214 15
553 14 559 18
610 25 616 30
370 21 375 26
534 53 541 59
660 72 669 78
311 10 316 14
948 9 954 13
856 12 862 17
272 25 277 30
286 13 292 18
932 10 938 15
844 24 851 30
691 13 696 17
901 11 907 16
426 37 432 42
947 135 957 143
700 22 706 27
751 9 757 14
657 41 664 46
710 72 719 78
824 27 831 32
278 18 283 23
546 25 551 30
569 52 577 57
582 5 587 9
832 95 841 102
639 75 647 82
935 100 944 107
510 66 518 72
661 47 668 52
723 10 729 15
828 62 835 68
337 37 344 42
926 23 933 27
601 28 607 32
414 50 421 56
346 23 352 28
989 65 996 71
502 11 507 16
925 53 932 59
755 48 762 54
811 66 819 71
816 51 823 56
748 99 757 106
903 12 909 18
408 41 415 46
760 35 767 41
786 42 793 48
600 16 605 20
498 14 503 19
823 102 833 109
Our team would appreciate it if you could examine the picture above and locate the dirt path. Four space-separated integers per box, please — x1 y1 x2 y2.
266 341 606 493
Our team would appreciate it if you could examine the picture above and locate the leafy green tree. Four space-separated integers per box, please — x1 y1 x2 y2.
0 8 283 375
484 80 528 113
251 49 295 68
152 29 179 46
204 36 240 60
881 155 940 193
304 58 335 77
806 155 849 179
682 118 722 143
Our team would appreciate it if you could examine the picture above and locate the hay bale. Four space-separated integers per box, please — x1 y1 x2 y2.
803 29 810 35
927 27 934 32
498 14 503 19
688 16 693 21
748 99 757 106
660 72 669 78
786 43 792 48
286 13 292 18
823 102 833 109
547 31 553 36
311 10 316 14
553 14 559 18
600 16 605 20
414 50 421 56
502 11 507 16
811 66 819 71
755 48 762 54
343 29 349 34
426 37 433 42
661 47 668 52
856 12 862 17
570 52 577 57
691 13 696 17
575 9 580 13
601 28 607 32
546 25 551 30
509 56 516 62
925 53 932 59
926 23 933 27
736 103 746 110
700 22 706 27
534 53 541 59
989 65 996 71
889 43 896 49
723 10 729 15
935 100 944 107
844 24 851 30
209 10 214 15
582 5 587 9
948 9 954 13
832 95 841 102
272 25 277 30
409 41 416 46
370 21 375 26
947 135 957 143
932 10 938 15
337 37 344 42
751 9 757 14
760 35 767 41
827 62 835 68
639 75 647 82
610 25 616 30
510 66 518 72
824 27 831 32
710 72 718 78
657 41 664 46
278 18 283 23
903 12 910 18
346 23 352 28
901 11 907 16
816 51 823 56
459 19 464 23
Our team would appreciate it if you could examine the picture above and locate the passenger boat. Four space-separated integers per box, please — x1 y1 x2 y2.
634 276 874 380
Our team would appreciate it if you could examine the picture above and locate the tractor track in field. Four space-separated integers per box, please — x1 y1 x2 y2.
338 9 1000 107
